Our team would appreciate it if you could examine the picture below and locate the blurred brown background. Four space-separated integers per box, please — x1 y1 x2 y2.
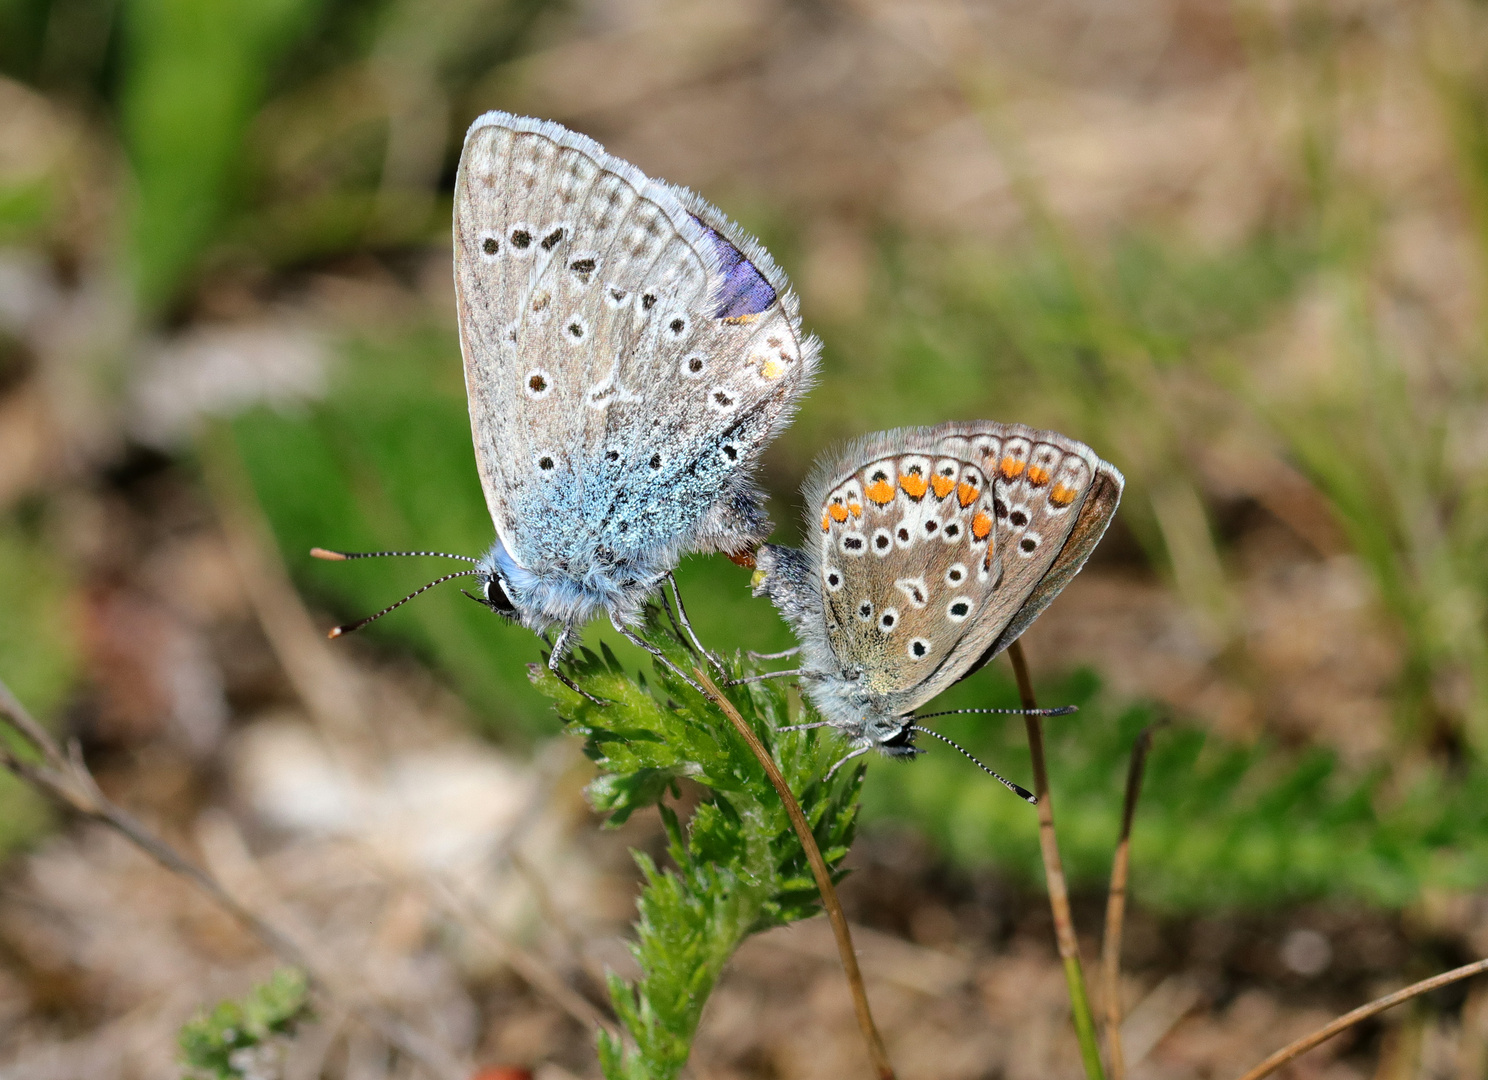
4 0 1488 1076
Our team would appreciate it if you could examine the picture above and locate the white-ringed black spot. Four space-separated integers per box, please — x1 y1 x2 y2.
896 526 910 542
710 388 735 410
567 320 585 339
947 599 970 622
525 369 552 398
826 570 843 590
909 638 929 659
923 519 939 534
722 444 738 461
649 453 662 469
872 529 892 553
1009 509 1029 528
841 532 866 555
879 608 899 632
944 522 960 538
481 236 499 256
569 257 596 274
946 565 966 584
994 499 1009 519
540 227 565 250
683 355 705 376
641 293 658 310
538 455 555 471
1020 536 1038 553
510 229 532 248
669 317 686 335
605 450 620 462
857 600 874 621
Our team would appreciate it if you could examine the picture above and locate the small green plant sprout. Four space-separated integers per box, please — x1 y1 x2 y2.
530 608 864 1080
178 968 313 1080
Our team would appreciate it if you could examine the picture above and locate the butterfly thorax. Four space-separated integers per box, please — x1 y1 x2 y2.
476 535 669 631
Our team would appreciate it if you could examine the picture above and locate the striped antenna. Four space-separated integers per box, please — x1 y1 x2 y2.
325 570 479 638
908 726 1036 804
311 547 478 564
913 704 1077 721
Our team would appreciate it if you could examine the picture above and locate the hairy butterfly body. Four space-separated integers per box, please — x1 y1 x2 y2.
751 421 1122 775
317 113 818 693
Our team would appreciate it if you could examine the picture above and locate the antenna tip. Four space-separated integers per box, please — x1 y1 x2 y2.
327 625 348 639
1023 792 1038 805
311 547 347 561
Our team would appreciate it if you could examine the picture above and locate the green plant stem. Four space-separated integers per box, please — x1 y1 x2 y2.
1009 641 1106 1080
1232 957 1488 1080
694 668 896 1080
1102 727 1153 1080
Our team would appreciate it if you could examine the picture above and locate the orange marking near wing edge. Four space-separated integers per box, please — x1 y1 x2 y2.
931 475 955 499
972 512 993 540
1027 465 1050 486
1050 483 1078 506
866 480 895 505
900 473 928 499
829 504 849 523
821 513 832 531
957 482 979 507
848 502 863 518
999 457 1025 479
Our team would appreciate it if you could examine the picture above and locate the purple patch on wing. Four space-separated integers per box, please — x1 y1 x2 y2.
691 215 776 318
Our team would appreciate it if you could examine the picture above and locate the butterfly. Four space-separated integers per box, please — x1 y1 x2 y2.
747 421 1122 790
314 112 818 700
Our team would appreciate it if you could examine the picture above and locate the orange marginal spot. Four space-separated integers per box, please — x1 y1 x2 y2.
760 356 787 380
957 482 979 507
1050 483 1078 506
972 512 993 540
829 503 850 523
848 502 863 518
999 457 1025 479
1027 465 1050 486
723 313 762 325
727 547 758 569
866 479 895 505
931 475 955 499
899 473 928 499
821 512 832 531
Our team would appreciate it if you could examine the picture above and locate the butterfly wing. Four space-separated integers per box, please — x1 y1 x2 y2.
807 422 1121 715
454 113 817 606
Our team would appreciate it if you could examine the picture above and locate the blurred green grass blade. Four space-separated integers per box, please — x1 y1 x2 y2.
120 0 326 311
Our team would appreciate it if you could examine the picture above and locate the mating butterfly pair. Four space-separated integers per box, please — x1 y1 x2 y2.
314 112 1123 785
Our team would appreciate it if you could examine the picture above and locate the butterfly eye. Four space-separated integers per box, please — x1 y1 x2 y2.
482 575 518 617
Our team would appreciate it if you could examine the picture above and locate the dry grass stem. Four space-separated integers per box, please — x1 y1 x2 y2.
0 675 467 1080
1231 957 1488 1080
1102 727 1153 1080
693 667 897 1080
1009 640 1107 1080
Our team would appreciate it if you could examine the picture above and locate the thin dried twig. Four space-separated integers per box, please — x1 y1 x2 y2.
0 677 465 1080
1102 727 1153 1080
1009 640 1106 1080
1232 957 1488 1080
694 668 897 1080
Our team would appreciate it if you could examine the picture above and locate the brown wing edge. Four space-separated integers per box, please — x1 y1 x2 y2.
958 461 1125 681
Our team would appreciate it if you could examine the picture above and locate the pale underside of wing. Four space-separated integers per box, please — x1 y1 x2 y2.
809 421 1120 716
454 112 816 576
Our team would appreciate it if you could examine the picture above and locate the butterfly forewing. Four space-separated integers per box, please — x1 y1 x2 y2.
810 422 1120 714
454 113 815 572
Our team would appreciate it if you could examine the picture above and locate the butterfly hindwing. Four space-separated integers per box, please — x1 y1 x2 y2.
454 112 817 584
807 422 1121 714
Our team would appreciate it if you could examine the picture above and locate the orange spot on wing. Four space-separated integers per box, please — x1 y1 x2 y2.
1050 483 1078 507
931 475 955 499
848 502 863 518
899 473 928 499
957 482 979 507
972 512 993 540
829 504 849 523
1027 465 1050 486
999 457 1025 479
821 512 832 531
866 480 895 505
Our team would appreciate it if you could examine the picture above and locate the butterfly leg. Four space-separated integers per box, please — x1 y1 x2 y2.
610 614 708 696
727 668 805 687
747 646 800 661
547 623 608 706
824 745 871 780
778 719 835 732
666 572 727 677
